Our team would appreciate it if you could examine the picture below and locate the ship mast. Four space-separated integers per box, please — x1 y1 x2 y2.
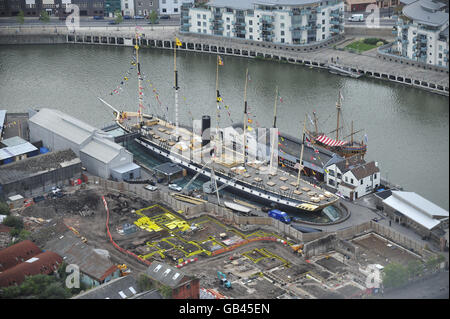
215 55 220 152
313 111 318 135
135 31 143 126
269 86 279 172
243 68 249 166
174 38 180 138
336 90 341 141
296 115 307 188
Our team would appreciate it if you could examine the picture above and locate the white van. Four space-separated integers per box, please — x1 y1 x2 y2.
348 14 364 22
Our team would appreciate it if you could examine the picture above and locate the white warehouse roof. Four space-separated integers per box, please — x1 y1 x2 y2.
80 136 125 164
29 108 97 146
383 191 449 230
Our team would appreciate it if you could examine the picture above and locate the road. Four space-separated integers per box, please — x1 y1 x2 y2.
0 16 180 27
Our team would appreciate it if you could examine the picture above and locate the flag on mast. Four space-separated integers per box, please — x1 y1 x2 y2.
175 37 182 47
218 55 224 66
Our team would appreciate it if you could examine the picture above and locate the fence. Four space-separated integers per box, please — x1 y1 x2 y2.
88 176 431 258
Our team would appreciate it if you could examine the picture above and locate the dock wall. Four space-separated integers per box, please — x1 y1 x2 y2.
0 25 448 96
89 176 436 260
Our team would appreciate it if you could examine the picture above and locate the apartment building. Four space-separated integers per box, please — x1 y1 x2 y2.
396 0 449 67
181 0 345 45
160 0 193 15
134 0 158 16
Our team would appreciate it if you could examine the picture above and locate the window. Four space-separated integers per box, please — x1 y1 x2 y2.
280 15 284 20
350 178 354 184
328 169 335 177
328 179 335 186
227 25 230 30
226 17 230 22
249 27 253 32
249 35 253 39
162 8 166 12
203 22 206 27
281 30 285 36
249 20 253 25
197 14 200 18
197 21 201 26
374 174 377 179
174 8 178 13
203 14 206 19
361 179 363 185
281 38 285 43
280 23 285 28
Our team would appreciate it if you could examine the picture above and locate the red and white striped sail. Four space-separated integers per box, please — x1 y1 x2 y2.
316 134 347 147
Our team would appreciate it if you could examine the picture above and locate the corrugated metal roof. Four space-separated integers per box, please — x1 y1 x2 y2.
1 136 28 147
0 142 38 160
80 136 124 164
146 262 188 288
0 149 80 185
153 162 184 176
73 275 139 299
0 240 42 272
111 162 140 174
383 191 449 230
29 108 96 146
44 231 117 282
0 251 63 287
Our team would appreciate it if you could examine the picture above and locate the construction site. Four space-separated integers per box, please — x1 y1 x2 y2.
13 176 431 299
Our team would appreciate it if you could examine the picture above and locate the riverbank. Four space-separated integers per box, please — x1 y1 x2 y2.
0 25 448 96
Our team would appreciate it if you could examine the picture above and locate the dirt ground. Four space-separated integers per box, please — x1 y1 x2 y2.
352 233 422 267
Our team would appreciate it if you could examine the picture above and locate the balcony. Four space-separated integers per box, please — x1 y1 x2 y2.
182 23 191 28
300 9 311 15
330 27 340 33
330 12 340 18
420 46 427 52
330 19 340 25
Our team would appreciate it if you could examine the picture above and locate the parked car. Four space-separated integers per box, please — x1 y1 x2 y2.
268 209 291 224
123 15 132 19
348 14 364 22
93 15 104 20
33 195 45 203
144 184 158 191
108 21 119 25
168 184 182 192
148 20 159 24
159 15 170 19
134 15 145 19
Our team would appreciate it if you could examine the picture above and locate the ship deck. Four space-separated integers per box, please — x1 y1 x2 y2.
119 114 339 210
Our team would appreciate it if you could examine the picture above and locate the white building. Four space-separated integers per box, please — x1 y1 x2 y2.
28 108 140 180
326 155 380 200
181 0 345 45
396 0 449 67
121 0 135 16
160 0 193 15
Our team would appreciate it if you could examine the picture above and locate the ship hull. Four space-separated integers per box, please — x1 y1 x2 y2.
130 132 331 213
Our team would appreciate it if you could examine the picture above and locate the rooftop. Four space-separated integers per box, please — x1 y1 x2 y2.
29 108 96 146
0 149 80 185
403 0 449 27
44 231 117 282
0 251 63 287
0 141 38 161
146 262 191 288
80 135 125 164
73 275 139 299
0 240 42 272
153 162 184 176
383 191 449 230
1 136 28 148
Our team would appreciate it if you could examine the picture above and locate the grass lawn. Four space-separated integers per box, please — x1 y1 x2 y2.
345 40 377 52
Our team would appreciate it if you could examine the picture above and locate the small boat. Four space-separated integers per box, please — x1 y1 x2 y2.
328 64 363 79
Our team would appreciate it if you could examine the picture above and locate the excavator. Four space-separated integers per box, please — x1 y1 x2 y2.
217 271 232 289
118 264 131 276
291 243 304 255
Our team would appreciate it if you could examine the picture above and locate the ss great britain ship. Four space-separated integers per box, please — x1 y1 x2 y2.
98 32 338 213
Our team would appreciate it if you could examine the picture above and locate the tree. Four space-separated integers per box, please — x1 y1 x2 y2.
114 10 123 24
137 273 154 292
2 215 23 230
382 263 409 289
0 274 71 299
406 260 424 279
158 285 172 299
39 10 50 23
0 202 10 215
17 10 24 24
148 10 158 24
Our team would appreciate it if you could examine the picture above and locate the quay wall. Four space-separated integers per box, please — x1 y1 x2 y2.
0 25 448 96
343 26 394 38
88 176 436 260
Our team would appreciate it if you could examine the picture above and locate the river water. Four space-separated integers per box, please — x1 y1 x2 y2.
0 44 448 210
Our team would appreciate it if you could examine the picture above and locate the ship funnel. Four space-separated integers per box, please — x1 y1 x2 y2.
201 115 211 147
